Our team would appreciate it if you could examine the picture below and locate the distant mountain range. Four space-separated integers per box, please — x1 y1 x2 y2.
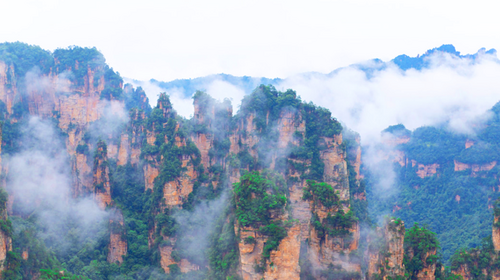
133 44 497 97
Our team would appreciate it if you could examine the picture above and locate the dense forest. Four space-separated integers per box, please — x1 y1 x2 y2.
367 103 500 261
0 42 498 280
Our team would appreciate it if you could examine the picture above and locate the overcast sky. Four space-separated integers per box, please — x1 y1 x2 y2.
1 0 498 82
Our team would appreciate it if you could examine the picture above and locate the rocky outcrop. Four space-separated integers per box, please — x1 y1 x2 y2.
159 240 200 274
384 220 405 278
321 135 350 201
159 244 176 273
368 219 405 280
352 136 362 181
22 249 28 260
93 141 112 210
0 229 12 272
452 264 471 280
191 133 213 168
0 123 12 273
415 249 437 280
0 62 17 114
144 163 159 191
454 160 496 173
276 111 305 149
73 152 93 197
414 162 439 178
117 134 130 165
237 224 266 280
263 224 301 280
493 215 500 251
163 179 192 208
108 211 127 264
465 139 474 149
229 114 260 159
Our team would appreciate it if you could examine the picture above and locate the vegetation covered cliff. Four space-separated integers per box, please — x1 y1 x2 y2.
369 106 500 261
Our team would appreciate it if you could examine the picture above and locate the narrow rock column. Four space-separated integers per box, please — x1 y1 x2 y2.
493 202 500 251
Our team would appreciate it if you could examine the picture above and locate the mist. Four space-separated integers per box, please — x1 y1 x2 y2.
173 190 229 267
88 99 130 143
6 117 109 255
126 78 244 118
280 50 500 142
132 49 500 224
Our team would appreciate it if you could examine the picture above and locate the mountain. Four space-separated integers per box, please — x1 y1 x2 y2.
141 44 498 98
0 41 499 280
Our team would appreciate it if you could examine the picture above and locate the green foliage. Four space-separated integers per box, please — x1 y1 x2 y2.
100 67 123 100
76 144 89 155
259 222 287 259
382 124 411 137
455 142 498 164
0 42 54 78
404 223 440 279
122 85 152 114
404 126 463 165
53 46 105 87
1 120 21 155
233 171 287 228
237 85 341 176
206 213 240 279
311 209 357 241
0 43 123 102
447 237 500 279
110 163 157 274
39 269 90 280
303 180 341 209
0 187 8 214
0 219 13 237
367 113 500 262
234 171 289 268
94 140 107 158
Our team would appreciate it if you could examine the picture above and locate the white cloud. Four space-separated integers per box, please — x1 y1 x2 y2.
127 79 245 118
280 51 500 143
205 80 245 114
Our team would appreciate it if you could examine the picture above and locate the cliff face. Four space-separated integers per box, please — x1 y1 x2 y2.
0 56 124 203
263 224 301 280
413 161 439 179
368 219 405 280
493 213 500 251
73 152 93 196
414 249 437 280
0 124 12 273
93 141 112 210
0 62 17 115
158 240 199 274
454 160 496 174
107 211 127 264
0 229 12 272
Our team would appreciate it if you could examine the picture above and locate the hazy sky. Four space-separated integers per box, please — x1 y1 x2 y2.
1 0 498 82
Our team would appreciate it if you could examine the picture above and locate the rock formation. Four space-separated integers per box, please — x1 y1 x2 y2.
0 123 12 273
368 218 405 280
93 140 112 210
107 210 127 264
